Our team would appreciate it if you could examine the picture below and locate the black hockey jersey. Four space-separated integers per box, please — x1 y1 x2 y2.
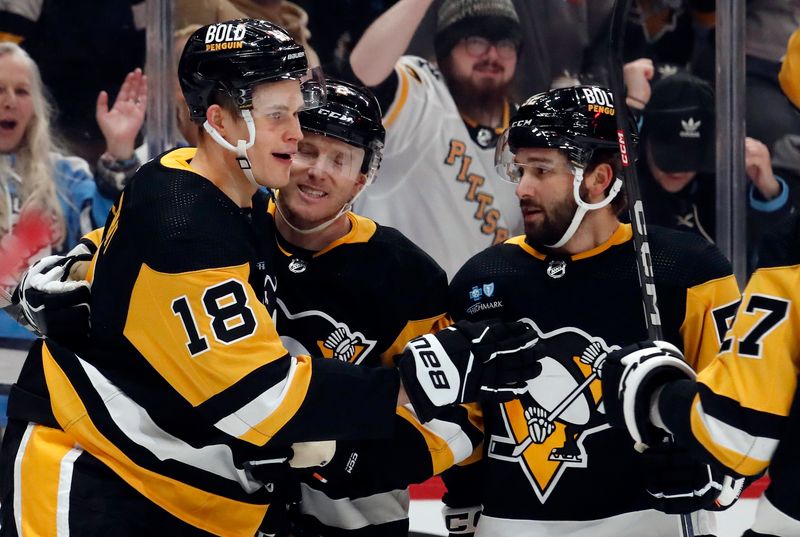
446 224 740 535
262 202 483 536
11 148 401 536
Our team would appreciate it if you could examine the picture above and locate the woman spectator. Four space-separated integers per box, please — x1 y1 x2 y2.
0 42 145 341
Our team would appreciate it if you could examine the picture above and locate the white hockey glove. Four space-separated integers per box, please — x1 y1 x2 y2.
13 243 93 348
443 505 482 536
398 320 542 423
600 339 694 452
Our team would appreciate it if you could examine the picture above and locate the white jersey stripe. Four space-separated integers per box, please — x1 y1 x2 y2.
56 446 83 537
13 423 35 535
213 356 298 438
299 483 409 530
77 355 262 493
694 400 780 462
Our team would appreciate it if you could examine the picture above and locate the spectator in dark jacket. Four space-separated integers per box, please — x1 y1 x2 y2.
637 72 798 271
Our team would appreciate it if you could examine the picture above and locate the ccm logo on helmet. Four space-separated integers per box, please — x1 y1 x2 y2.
205 23 246 45
316 109 354 124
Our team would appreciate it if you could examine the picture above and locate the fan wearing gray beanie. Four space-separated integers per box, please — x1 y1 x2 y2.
344 0 525 281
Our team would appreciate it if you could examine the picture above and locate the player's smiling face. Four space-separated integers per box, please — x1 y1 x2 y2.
240 79 305 188
278 132 366 229
514 147 580 247
0 52 35 154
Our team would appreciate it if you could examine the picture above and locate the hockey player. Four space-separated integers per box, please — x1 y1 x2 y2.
441 86 743 536
3 77 487 537
262 78 484 536
0 21 539 536
601 200 800 537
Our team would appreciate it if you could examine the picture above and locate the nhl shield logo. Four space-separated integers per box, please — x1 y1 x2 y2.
288 258 308 273
546 260 566 279
482 283 495 298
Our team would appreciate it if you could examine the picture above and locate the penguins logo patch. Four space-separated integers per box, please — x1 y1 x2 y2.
487 319 619 503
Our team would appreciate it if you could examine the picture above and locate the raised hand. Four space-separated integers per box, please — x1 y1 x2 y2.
96 68 148 161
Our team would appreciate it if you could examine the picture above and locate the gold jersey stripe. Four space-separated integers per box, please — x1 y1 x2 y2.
18 425 77 537
233 355 313 446
124 262 287 406
41 346 268 536
383 64 411 129
381 313 451 367
397 405 456 475
680 273 742 372
690 396 773 476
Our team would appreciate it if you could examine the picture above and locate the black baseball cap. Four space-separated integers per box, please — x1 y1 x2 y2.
642 72 715 173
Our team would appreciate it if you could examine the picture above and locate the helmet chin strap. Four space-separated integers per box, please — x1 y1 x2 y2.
546 166 624 249
274 181 369 236
203 109 259 188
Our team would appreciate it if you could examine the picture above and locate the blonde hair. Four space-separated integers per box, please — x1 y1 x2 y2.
0 42 64 247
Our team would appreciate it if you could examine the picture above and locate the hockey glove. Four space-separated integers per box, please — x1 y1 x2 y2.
13 243 93 348
600 339 695 452
640 444 746 514
398 320 542 423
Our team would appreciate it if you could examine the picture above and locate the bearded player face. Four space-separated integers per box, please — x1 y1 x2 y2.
513 147 583 248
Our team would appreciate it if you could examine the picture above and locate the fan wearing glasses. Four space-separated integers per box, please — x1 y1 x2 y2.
343 0 525 280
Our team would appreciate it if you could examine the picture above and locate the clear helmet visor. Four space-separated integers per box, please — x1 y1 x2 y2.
494 129 523 183
293 134 367 183
298 66 327 111
494 129 575 183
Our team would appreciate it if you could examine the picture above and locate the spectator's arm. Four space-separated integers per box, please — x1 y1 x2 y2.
93 68 146 197
349 0 435 87
745 137 783 203
623 58 654 111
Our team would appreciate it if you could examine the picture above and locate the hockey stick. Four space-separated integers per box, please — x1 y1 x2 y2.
606 2 693 537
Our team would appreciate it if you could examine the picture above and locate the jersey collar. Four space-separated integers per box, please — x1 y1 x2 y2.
267 199 377 257
507 223 633 261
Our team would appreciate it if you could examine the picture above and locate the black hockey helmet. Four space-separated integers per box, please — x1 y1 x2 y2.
496 85 638 181
299 78 385 181
178 19 323 123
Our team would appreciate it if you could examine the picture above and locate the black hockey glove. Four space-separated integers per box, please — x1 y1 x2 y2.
398 320 542 423
600 339 695 452
13 244 93 349
442 505 481 536
639 443 746 514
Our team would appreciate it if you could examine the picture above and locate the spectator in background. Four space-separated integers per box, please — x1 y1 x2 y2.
0 43 145 341
344 0 525 279
175 0 320 66
406 0 618 99
623 0 716 83
0 0 145 167
638 71 798 272
759 25 800 268
746 0 800 152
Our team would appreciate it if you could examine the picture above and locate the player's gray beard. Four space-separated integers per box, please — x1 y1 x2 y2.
440 60 512 124
523 184 585 250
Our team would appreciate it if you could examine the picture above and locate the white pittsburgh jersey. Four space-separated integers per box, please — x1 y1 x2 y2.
354 55 523 279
